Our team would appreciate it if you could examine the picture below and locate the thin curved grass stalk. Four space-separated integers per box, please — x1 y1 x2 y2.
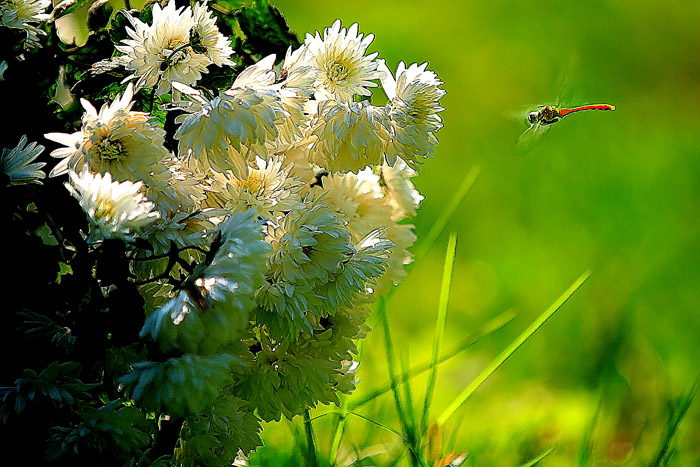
378 298 413 457
378 297 429 466
328 340 364 466
400 351 420 465
650 380 698 467
328 401 349 467
577 388 603 467
436 270 592 425
310 409 428 465
421 233 457 435
412 167 479 268
520 447 556 466
385 165 480 304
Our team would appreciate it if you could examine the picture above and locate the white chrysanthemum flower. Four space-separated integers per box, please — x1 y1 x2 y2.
135 160 204 224
173 57 287 177
265 198 352 286
308 99 389 173
321 169 389 237
0 0 51 48
65 168 160 242
218 55 287 154
256 225 394 340
304 20 384 102
281 43 317 98
379 60 445 169
319 170 416 294
272 45 317 153
172 87 238 168
0 135 46 186
45 84 171 186
164 156 208 207
207 156 305 220
116 1 232 95
141 204 226 259
315 229 394 308
191 2 234 67
377 159 423 221
270 98 311 154
279 144 316 187
254 280 322 338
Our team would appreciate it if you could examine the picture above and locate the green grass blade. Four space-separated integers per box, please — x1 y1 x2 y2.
349 309 517 411
421 233 458 435
378 297 411 438
436 271 592 425
520 447 556 466
400 351 421 466
379 297 427 467
577 388 603 467
413 166 480 267
382 166 479 305
328 341 364 466
650 380 697 467
309 409 428 465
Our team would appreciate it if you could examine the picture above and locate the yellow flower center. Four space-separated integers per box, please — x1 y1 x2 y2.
325 59 351 83
94 199 116 221
94 138 126 162
238 175 265 195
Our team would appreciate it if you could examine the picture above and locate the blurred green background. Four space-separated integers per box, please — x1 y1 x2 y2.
254 1 700 465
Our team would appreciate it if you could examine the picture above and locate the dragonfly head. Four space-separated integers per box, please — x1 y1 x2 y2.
526 111 539 125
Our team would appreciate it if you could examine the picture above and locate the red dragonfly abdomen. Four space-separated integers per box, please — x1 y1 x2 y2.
558 104 616 117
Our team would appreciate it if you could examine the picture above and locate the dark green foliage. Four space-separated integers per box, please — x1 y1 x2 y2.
46 400 155 464
0 1 302 464
0 362 98 423
232 0 301 67
175 395 264 465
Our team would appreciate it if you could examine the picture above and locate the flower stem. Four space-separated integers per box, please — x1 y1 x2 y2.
149 42 191 112
303 409 319 467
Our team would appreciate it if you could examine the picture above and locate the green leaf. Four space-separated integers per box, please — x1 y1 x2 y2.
436 271 591 425
15 394 26 414
48 385 62 402
56 262 73 283
39 361 61 381
51 0 94 21
234 0 301 62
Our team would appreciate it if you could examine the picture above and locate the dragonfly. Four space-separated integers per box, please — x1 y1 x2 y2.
517 102 616 153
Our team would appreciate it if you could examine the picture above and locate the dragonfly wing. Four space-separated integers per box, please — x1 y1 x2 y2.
515 123 550 155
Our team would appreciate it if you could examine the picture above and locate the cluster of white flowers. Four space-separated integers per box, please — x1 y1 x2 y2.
45 5 444 296
40 1 445 430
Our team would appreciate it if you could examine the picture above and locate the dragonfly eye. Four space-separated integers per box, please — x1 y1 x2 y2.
527 112 538 124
